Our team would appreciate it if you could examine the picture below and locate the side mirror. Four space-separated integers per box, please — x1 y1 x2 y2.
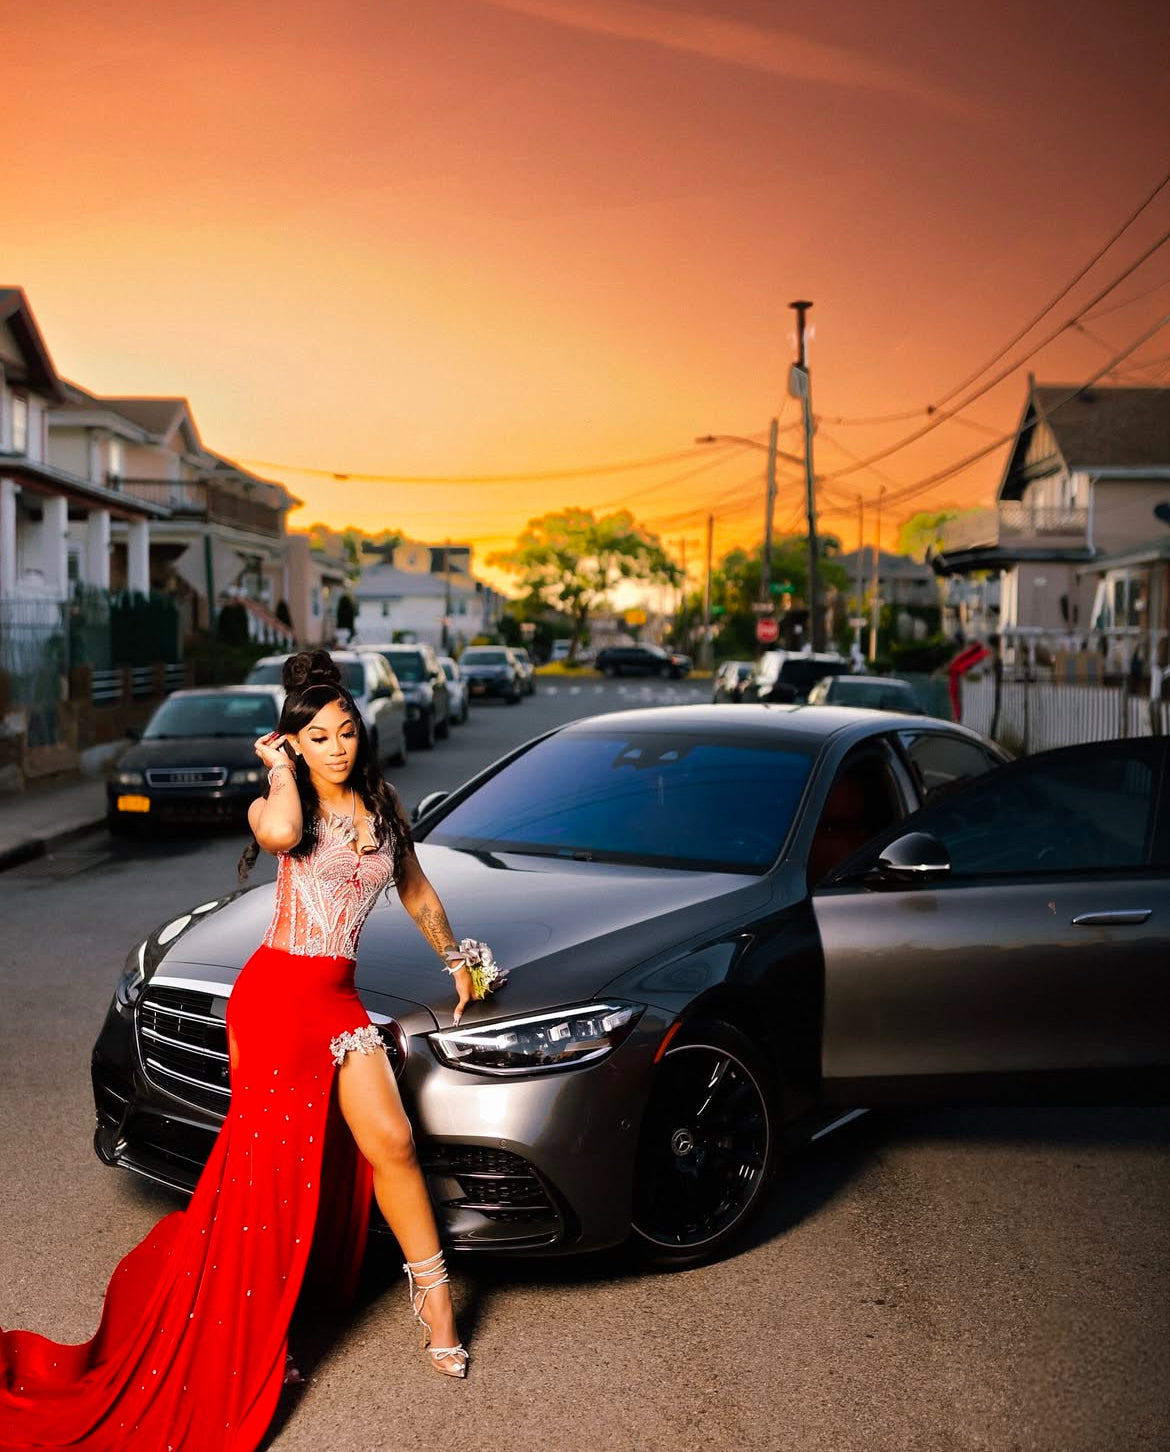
125 726 141 741
873 831 951 884
411 790 449 823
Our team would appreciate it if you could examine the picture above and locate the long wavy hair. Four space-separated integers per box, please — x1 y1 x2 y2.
237 649 412 882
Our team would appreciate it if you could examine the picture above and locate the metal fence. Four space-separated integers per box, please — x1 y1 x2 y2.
958 674 1164 755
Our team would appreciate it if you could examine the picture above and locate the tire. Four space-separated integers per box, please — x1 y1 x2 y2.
106 812 135 838
414 710 436 749
630 1021 776 1269
659 664 672 679
506 686 521 704
460 701 469 724
603 664 618 679
436 705 450 740
390 728 409 768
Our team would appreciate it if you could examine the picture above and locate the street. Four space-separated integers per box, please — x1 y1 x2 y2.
2 681 1168 1452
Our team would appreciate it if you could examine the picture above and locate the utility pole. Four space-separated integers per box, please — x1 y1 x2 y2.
854 495 865 662
869 486 885 663
788 300 822 650
761 416 778 605
703 512 714 670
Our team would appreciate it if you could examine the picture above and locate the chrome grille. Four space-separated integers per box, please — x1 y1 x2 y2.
136 983 406 1116
145 767 229 787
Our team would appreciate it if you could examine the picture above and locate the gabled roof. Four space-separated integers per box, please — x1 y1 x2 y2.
98 395 205 455
1000 381 1170 499
0 287 66 402
355 563 451 600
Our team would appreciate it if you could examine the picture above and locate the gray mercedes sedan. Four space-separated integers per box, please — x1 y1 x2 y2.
91 707 1170 1266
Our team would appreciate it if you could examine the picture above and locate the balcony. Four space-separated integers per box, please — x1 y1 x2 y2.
120 480 282 537
939 504 1088 555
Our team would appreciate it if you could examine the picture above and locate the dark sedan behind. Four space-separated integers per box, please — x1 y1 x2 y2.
105 686 282 830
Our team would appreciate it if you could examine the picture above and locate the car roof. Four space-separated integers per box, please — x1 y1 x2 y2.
829 674 913 687
560 701 980 746
168 684 284 700
252 650 371 664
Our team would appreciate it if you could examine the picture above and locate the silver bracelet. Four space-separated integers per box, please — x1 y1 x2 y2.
267 763 294 786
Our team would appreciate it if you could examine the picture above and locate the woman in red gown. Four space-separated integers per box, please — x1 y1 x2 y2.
0 650 493 1450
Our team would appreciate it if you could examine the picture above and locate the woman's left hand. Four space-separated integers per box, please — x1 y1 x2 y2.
450 965 475 1025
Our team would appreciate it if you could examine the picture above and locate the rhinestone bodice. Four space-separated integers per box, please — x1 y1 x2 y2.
262 810 395 959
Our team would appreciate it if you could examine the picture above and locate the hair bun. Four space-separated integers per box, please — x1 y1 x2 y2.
282 649 342 692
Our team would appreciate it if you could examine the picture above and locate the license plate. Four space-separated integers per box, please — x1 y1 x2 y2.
470 683 487 693
116 794 151 813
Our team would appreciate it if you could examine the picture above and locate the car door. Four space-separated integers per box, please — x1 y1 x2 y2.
813 737 1170 1103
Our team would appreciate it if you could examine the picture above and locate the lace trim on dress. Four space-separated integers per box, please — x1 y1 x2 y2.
329 1023 386 1066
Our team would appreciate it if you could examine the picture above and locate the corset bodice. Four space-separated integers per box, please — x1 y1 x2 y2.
262 809 395 959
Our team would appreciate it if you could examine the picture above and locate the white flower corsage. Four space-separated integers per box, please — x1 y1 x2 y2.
442 939 507 1000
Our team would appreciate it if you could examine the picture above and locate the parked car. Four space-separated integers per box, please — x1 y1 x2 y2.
807 674 924 714
102 709 1170 1271
712 660 755 703
245 650 408 766
594 644 692 679
458 645 523 703
105 686 285 830
750 649 850 703
550 640 571 663
510 646 537 695
438 655 470 724
359 643 451 750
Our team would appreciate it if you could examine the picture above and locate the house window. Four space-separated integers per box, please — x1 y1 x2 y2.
108 438 124 482
381 601 389 617
12 395 28 454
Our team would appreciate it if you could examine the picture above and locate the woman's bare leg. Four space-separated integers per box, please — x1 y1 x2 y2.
336 1049 463 1365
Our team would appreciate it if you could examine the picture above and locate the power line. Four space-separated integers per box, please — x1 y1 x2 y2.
239 444 723 486
822 222 1170 484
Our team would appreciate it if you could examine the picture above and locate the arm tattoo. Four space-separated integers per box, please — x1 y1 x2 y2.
413 898 458 960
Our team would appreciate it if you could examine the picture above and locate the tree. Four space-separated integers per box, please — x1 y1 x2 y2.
336 593 356 638
702 536 849 658
488 508 681 660
896 508 988 562
275 599 293 629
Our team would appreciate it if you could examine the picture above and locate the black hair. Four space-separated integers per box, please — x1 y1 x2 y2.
237 648 412 881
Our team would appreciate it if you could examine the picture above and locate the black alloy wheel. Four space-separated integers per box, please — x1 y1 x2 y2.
603 664 618 678
436 703 450 740
631 1022 775 1268
390 727 409 768
506 680 521 704
415 709 436 749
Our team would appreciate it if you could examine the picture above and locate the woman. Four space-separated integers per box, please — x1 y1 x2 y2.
0 650 497 1451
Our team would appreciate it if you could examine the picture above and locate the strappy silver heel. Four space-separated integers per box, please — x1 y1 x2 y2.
403 1249 469 1379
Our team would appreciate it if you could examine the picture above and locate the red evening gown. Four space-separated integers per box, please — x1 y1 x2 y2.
0 812 397 1451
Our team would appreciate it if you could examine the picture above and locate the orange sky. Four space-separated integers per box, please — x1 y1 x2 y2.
6 0 1170 593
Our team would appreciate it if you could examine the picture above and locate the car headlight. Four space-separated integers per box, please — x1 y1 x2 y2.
116 940 147 1010
228 767 264 785
111 769 145 786
430 1002 643 1076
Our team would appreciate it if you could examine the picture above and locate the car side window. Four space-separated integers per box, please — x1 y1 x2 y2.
894 740 1164 877
899 731 998 804
807 744 906 888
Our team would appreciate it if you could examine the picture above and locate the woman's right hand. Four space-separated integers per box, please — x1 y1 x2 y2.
254 732 293 771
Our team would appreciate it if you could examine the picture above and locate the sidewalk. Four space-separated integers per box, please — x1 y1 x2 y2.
0 775 109 871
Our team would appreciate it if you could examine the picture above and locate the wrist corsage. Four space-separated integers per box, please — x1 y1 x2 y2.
442 939 507 999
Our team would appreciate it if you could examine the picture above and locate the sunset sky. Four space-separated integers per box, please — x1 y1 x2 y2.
6 0 1170 592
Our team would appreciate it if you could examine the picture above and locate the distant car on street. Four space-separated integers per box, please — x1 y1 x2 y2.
750 650 850 703
459 645 523 703
594 644 691 679
106 686 284 831
807 675 924 714
359 643 451 750
712 660 755 703
244 650 408 765
438 655 470 724
550 640 571 663
510 646 537 695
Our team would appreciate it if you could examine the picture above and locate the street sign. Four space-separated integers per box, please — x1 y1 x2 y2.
624 607 647 626
751 602 776 615
756 616 780 644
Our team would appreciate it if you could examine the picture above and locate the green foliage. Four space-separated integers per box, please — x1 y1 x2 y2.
275 599 293 629
705 536 849 657
216 601 250 646
111 591 181 666
488 507 680 660
887 634 956 674
896 508 985 561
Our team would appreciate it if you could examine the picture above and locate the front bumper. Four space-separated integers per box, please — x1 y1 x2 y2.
465 675 513 697
105 783 256 824
92 985 668 1256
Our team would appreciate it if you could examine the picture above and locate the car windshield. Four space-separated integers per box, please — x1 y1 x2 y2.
247 659 366 694
427 728 814 872
440 661 457 680
463 650 508 664
143 693 278 739
384 652 425 682
828 679 915 708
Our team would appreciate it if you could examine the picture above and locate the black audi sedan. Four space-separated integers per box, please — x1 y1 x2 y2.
92 707 1170 1266
105 686 284 831
595 643 692 678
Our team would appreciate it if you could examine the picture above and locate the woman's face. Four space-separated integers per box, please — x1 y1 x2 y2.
289 697 359 788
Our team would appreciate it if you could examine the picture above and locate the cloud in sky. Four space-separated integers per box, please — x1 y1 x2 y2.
478 0 974 117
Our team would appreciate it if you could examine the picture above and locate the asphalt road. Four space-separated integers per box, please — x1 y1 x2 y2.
1 679 1168 1452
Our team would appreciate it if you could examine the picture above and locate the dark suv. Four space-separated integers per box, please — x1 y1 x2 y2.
594 644 691 679
363 643 450 749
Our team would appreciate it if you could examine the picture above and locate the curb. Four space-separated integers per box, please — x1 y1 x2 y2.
0 815 109 874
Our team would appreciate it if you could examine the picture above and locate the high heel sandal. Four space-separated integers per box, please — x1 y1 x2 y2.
403 1249 469 1379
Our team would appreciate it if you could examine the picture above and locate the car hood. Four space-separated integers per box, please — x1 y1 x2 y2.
161 844 770 1025
117 736 264 769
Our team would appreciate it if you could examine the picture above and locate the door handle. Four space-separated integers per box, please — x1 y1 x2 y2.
1071 909 1153 927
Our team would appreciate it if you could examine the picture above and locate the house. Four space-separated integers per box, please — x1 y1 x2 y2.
931 380 1170 674
284 532 351 645
50 386 301 641
353 542 503 650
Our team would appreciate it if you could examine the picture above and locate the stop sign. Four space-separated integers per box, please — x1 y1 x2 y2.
755 616 779 644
